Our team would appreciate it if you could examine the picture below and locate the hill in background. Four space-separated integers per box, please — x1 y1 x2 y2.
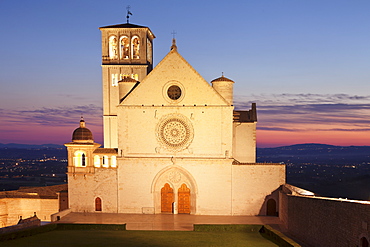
257 143 370 201
257 143 370 165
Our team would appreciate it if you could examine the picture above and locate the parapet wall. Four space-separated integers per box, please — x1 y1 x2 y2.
280 184 370 247
0 215 40 234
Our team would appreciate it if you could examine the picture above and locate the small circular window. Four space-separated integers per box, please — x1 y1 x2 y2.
167 85 182 100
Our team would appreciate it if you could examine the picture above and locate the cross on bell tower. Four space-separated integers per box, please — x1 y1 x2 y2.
126 5 132 23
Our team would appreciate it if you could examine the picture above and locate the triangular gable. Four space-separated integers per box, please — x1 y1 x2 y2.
121 49 229 106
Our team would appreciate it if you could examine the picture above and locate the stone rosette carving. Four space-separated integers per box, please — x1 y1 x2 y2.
156 114 193 152
168 171 181 183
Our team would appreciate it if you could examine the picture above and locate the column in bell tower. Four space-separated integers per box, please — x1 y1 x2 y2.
99 22 155 148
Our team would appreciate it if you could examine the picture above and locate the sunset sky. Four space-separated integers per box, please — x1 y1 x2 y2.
1 1 370 147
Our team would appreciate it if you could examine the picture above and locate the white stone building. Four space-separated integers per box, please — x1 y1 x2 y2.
64 21 285 216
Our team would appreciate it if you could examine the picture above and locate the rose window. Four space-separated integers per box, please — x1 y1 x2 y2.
157 114 193 151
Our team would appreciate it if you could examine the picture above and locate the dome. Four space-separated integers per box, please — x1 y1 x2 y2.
210 75 234 83
72 119 93 142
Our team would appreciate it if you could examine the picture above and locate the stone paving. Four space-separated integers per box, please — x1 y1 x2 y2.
58 212 283 231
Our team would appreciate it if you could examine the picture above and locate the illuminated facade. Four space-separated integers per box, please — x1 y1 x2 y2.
64 22 285 215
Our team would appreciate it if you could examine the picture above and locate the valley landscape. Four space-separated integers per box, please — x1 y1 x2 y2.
0 143 369 201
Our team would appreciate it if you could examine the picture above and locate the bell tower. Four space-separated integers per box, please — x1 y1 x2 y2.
99 21 155 148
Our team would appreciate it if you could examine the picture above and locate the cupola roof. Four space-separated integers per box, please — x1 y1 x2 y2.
211 75 235 83
72 118 93 142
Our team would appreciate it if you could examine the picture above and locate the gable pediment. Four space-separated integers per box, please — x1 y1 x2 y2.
120 49 229 106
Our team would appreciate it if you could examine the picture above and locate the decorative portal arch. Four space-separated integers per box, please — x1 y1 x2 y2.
266 198 277 216
152 166 197 214
95 197 102 211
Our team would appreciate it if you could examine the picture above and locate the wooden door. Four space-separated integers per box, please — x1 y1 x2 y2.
161 183 174 213
95 197 102 211
178 183 190 214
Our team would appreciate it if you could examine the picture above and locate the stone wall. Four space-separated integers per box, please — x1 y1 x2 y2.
232 163 285 215
68 168 118 213
51 208 72 222
58 191 69 211
280 185 370 247
0 198 59 227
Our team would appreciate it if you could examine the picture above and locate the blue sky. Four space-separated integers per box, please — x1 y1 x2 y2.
1 0 369 147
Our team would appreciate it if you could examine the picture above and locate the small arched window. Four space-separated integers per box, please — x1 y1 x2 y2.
111 156 117 167
111 74 119 87
95 197 102 211
266 199 277 216
131 36 140 59
94 155 100 167
73 151 87 167
120 36 129 59
109 36 118 59
361 237 369 247
82 153 86 166
102 155 109 168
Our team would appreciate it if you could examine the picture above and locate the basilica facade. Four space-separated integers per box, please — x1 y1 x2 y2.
64 22 285 215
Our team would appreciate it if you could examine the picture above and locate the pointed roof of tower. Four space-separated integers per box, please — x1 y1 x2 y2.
99 23 156 39
99 23 148 29
211 75 235 83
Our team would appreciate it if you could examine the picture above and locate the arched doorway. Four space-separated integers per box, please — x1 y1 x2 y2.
95 197 102 211
152 166 197 214
361 237 369 247
161 183 174 213
178 184 190 214
266 198 277 216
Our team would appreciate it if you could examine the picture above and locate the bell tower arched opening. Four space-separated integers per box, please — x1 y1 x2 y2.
108 36 118 59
